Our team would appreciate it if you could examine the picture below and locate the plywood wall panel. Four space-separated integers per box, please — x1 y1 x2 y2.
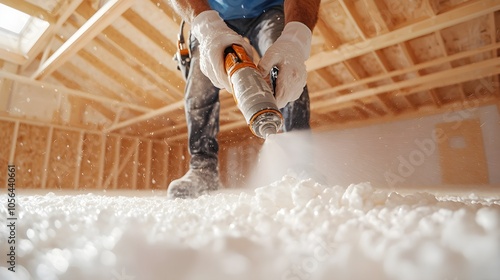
117 138 136 189
103 135 119 189
14 124 48 188
79 132 103 189
138 140 153 189
150 141 168 189
46 129 79 189
166 144 188 185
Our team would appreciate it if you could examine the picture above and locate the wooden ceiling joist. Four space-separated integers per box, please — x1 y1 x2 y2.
0 71 152 113
30 0 135 80
75 1 184 99
316 96 499 133
104 100 184 133
21 0 84 71
313 42 500 103
306 0 500 71
314 57 500 112
0 48 26 65
1 0 498 142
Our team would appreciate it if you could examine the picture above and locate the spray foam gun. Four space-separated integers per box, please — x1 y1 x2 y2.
224 44 283 139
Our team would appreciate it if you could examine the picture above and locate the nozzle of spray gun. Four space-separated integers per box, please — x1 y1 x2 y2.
250 111 282 139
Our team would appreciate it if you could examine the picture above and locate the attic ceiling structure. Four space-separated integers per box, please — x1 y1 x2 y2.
0 0 499 190
0 0 498 139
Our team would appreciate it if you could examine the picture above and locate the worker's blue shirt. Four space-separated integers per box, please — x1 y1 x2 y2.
209 0 283 20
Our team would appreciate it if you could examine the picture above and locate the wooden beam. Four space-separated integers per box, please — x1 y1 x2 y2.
132 138 139 190
338 0 366 39
68 96 86 126
488 12 499 97
0 62 18 111
54 62 126 102
306 0 500 71
151 0 181 23
21 0 85 71
433 30 467 100
112 137 121 189
76 1 184 99
314 57 500 111
74 131 85 189
0 114 156 144
315 15 342 50
397 42 427 110
361 0 390 35
73 46 169 109
316 97 498 133
97 133 106 189
41 126 54 189
311 42 500 101
0 48 26 65
122 8 176 54
0 71 152 113
8 121 19 164
89 32 180 103
104 100 184 132
104 137 138 189
145 140 152 189
31 0 134 79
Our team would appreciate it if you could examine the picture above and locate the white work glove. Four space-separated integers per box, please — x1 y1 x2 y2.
191 10 254 92
258 22 312 108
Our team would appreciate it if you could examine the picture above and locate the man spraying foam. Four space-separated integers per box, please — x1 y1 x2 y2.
166 0 321 198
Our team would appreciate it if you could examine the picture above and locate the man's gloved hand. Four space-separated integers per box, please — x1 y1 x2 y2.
191 10 254 92
258 22 312 108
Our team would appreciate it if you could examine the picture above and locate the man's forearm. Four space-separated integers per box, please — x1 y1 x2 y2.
168 0 212 23
284 0 321 30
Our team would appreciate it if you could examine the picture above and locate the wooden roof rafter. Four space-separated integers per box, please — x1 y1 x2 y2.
21 0 85 72
0 71 152 113
75 0 184 99
306 0 500 72
313 42 500 105
30 0 135 80
315 95 499 133
314 56 500 112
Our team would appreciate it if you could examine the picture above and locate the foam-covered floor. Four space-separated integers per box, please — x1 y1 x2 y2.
1 176 499 280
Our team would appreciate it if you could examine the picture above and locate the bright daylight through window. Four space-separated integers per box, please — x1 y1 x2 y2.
0 3 49 56
0 4 31 34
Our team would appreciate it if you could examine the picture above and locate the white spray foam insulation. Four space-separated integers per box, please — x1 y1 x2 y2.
1 175 499 280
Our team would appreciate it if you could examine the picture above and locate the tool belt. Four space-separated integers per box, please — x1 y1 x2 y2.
173 20 191 80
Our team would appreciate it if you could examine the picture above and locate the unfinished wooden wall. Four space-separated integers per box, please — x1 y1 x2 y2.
0 118 189 190
0 116 263 190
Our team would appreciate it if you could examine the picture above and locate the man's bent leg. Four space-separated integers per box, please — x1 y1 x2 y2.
167 37 222 199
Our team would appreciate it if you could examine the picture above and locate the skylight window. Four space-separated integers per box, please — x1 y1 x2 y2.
0 3 31 35
0 3 50 58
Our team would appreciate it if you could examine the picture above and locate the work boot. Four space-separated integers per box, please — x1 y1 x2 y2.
167 159 221 199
